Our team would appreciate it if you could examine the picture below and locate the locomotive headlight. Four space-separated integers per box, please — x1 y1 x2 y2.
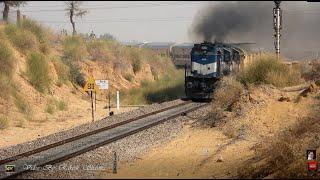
200 82 206 89
187 82 193 88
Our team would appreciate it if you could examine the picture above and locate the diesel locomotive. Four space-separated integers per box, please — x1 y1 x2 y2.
184 41 244 100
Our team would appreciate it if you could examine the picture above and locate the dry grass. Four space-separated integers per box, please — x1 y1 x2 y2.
237 115 320 178
122 70 185 104
16 118 27 128
45 98 68 114
0 76 13 100
124 73 134 82
0 39 16 100
0 40 16 78
214 76 244 111
238 56 303 88
51 56 70 85
20 19 51 54
63 35 88 61
301 60 320 85
12 92 32 117
26 52 51 93
4 24 39 54
45 103 55 114
86 40 109 61
0 116 9 129
129 48 143 74
56 100 67 111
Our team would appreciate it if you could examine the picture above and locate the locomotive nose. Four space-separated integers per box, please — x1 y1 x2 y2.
200 82 206 89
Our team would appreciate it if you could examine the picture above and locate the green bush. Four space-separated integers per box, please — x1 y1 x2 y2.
63 36 88 61
46 103 55 114
122 70 185 104
63 59 86 87
52 57 70 85
46 98 67 114
26 52 51 92
4 24 38 54
0 40 15 78
140 80 150 88
56 100 67 111
238 56 303 87
13 92 32 116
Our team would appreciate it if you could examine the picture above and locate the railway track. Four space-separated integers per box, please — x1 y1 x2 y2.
0 101 208 179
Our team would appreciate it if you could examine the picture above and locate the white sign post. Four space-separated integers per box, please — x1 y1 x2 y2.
95 80 109 90
116 91 119 111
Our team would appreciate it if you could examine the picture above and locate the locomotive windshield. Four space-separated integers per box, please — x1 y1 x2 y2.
190 43 217 77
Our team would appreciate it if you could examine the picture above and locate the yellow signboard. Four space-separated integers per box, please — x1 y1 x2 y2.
83 76 99 93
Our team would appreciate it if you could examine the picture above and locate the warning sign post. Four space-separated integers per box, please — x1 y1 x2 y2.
83 76 99 122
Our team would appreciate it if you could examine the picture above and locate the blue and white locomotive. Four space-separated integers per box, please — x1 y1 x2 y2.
185 41 243 100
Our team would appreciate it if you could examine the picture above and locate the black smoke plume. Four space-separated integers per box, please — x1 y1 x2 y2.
190 1 320 60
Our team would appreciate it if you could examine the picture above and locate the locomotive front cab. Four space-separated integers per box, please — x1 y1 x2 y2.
185 42 221 99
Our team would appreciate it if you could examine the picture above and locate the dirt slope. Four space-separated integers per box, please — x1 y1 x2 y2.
0 27 160 148
99 85 320 178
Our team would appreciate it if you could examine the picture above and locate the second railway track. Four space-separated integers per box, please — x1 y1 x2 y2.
0 101 208 179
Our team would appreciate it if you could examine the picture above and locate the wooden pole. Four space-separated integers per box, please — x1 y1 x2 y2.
95 91 97 111
113 151 117 174
16 10 21 26
91 91 94 122
108 91 111 115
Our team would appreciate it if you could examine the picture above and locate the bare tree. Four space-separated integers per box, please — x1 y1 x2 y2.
1 1 26 23
65 1 87 36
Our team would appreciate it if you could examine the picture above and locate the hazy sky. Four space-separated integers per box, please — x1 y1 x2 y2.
12 1 209 43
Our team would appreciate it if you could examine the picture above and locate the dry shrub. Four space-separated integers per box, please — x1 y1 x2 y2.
63 36 88 61
16 118 27 128
0 76 12 100
0 40 15 100
124 73 134 82
301 60 320 85
122 70 184 104
238 56 303 87
195 104 226 128
46 98 68 114
0 40 16 78
129 48 142 73
214 76 244 111
86 40 109 61
0 116 9 129
26 52 51 93
290 117 320 139
20 19 51 54
266 67 302 87
56 100 67 111
12 92 32 116
4 24 38 54
52 56 70 85
237 116 320 178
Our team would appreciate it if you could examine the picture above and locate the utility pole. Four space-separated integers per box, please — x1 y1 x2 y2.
273 1 282 60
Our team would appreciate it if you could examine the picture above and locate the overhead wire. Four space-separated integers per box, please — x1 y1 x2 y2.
19 2 202 13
